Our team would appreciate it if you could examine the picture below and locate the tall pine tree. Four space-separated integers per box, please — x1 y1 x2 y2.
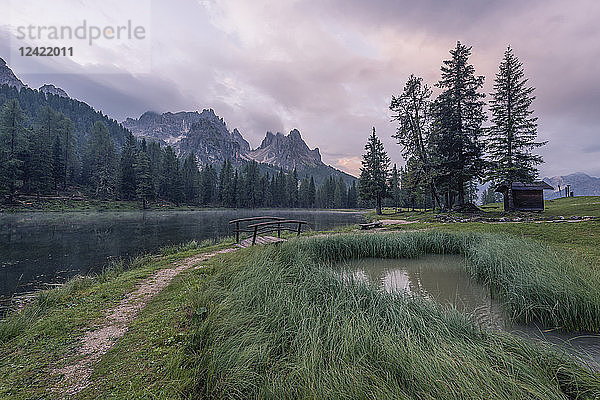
486 47 546 211
359 127 390 215
433 42 486 208
0 100 26 200
389 164 401 211
134 150 153 209
85 121 117 199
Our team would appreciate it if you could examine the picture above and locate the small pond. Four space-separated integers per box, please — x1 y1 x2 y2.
338 255 600 370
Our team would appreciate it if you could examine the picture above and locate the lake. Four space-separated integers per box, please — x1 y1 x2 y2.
0 209 364 309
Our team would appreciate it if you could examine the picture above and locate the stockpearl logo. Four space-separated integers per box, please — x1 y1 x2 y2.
15 20 146 46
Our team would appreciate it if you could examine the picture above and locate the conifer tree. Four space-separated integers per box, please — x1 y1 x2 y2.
134 150 153 209
119 133 138 200
486 47 546 211
182 153 200 204
85 121 117 199
308 176 316 208
0 100 26 199
26 106 56 194
358 127 390 215
218 159 235 207
52 135 64 191
287 168 299 207
347 181 358 209
389 164 401 211
433 42 486 207
200 164 217 206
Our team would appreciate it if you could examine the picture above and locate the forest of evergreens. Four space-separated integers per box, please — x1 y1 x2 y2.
0 89 358 209
1 42 545 212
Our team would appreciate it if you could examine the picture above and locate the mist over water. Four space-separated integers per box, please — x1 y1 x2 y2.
0 209 364 307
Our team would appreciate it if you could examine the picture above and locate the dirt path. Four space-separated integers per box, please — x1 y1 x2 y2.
52 247 237 397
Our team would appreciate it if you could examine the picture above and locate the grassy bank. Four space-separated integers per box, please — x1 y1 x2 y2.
0 239 228 399
0 197 223 212
2 208 600 398
181 235 600 399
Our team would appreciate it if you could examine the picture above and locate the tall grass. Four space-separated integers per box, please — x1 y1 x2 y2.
183 233 600 398
295 232 600 331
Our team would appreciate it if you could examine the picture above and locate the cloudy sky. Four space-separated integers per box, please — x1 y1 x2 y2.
1 0 599 177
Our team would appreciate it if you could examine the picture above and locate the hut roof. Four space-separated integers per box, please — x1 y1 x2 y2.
494 181 554 192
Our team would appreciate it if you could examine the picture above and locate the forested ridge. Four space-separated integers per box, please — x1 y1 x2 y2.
0 86 358 209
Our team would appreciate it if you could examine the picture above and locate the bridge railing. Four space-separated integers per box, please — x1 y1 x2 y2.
229 216 309 245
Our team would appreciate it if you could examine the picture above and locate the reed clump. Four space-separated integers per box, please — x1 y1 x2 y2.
183 232 600 399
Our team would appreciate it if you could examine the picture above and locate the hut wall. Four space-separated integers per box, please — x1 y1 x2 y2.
514 189 544 210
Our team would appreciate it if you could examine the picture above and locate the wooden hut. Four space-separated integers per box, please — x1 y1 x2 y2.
494 181 554 211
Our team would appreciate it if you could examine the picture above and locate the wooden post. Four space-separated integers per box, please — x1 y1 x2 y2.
252 225 258 245
297 222 301 236
235 221 240 243
277 222 281 238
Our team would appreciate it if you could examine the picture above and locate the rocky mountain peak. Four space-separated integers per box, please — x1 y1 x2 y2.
0 57 26 89
246 129 322 170
38 84 69 98
122 109 250 165
288 128 302 140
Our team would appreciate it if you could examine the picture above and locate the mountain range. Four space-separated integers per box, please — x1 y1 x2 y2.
122 109 355 184
543 173 600 199
1 57 355 185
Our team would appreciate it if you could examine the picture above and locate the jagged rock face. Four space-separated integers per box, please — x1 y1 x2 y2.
543 172 600 198
122 109 250 164
124 108 325 170
0 57 26 89
246 129 322 170
38 84 69 98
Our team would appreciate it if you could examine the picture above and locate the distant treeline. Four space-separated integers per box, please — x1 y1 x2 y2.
0 97 358 209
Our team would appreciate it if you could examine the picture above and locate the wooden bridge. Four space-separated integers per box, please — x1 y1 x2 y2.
229 216 309 248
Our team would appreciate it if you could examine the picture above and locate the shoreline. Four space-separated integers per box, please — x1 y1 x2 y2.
2 200 600 398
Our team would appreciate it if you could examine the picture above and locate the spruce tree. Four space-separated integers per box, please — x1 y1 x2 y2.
200 164 217 206
358 127 390 215
486 47 546 211
389 164 401 211
308 176 316 208
159 147 184 205
0 100 26 200
218 159 235 207
119 133 138 200
134 150 153 209
433 42 486 207
347 181 358 209
287 168 299 207
85 121 117 199
52 135 64 191
27 106 56 194
182 153 200 204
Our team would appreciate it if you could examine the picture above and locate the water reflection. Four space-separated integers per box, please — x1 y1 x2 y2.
0 209 364 306
339 255 600 370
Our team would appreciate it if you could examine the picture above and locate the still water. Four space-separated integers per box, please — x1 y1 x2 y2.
0 209 364 306
339 255 600 370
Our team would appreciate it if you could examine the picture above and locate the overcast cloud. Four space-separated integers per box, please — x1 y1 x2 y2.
1 0 599 177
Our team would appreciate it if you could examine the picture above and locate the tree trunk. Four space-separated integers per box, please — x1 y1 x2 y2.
376 195 382 215
457 177 465 206
507 185 515 212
